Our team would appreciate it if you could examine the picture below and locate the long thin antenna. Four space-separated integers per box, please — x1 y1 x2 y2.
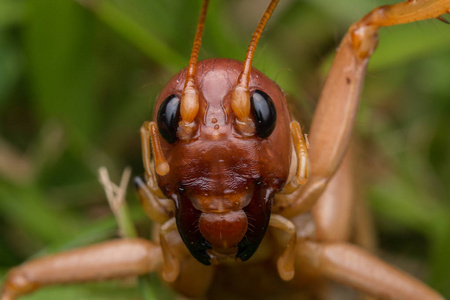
179 0 210 128
232 0 279 125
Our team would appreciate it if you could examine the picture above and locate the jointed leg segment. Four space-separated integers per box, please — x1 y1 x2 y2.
269 214 297 281
137 121 175 223
284 0 450 217
140 121 169 180
1 161 177 300
285 3 450 298
296 240 444 300
135 176 173 224
1 239 163 300
312 148 354 243
159 218 181 282
281 121 310 194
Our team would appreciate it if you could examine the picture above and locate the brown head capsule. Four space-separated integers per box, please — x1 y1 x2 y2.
153 58 291 264
149 0 287 265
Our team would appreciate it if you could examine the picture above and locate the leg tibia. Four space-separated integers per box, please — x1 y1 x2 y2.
352 0 450 59
1 238 162 300
285 0 450 216
360 0 450 28
296 240 444 300
312 147 354 243
135 176 173 224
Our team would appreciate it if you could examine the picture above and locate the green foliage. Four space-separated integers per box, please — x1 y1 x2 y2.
0 0 449 298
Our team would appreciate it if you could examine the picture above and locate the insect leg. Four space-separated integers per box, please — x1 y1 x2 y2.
281 121 310 194
1 239 162 300
135 176 173 224
137 121 174 223
140 121 169 180
269 214 296 281
310 148 377 299
283 0 450 217
159 218 180 282
311 147 354 243
311 147 377 257
295 240 444 300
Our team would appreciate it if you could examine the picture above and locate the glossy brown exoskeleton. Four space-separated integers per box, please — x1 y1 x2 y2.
154 58 292 264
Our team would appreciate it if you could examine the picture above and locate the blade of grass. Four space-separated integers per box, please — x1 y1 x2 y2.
98 167 163 300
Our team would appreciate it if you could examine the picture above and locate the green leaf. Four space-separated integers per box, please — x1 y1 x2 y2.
77 0 185 72
0 0 25 29
0 183 77 243
0 35 21 107
25 0 99 144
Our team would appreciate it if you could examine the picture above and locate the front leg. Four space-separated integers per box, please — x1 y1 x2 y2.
1 238 162 300
283 0 450 217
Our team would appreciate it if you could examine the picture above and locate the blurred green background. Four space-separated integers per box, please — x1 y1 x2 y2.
0 0 449 299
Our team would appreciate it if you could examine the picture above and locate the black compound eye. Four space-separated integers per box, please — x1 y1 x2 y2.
250 90 277 138
157 94 181 143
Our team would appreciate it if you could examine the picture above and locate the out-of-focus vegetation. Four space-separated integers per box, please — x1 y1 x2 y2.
0 0 449 298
